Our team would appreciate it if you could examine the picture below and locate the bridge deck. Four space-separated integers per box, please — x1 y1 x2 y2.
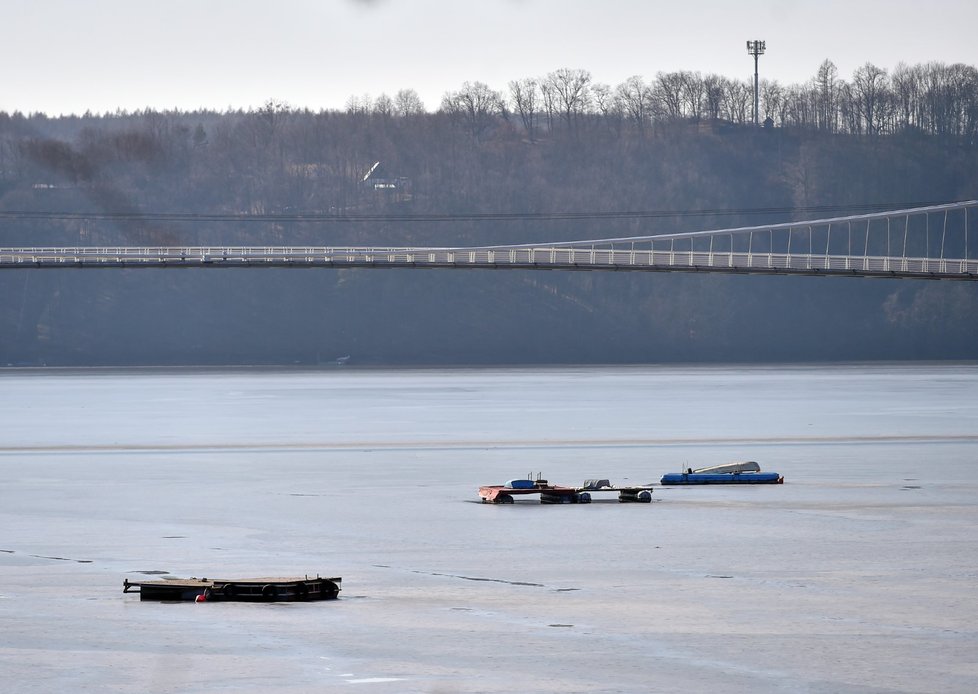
1 246 975 280
3 201 977 280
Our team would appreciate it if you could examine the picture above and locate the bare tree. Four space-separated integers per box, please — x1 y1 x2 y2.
653 72 686 120
590 82 623 133
838 82 860 134
814 60 840 132
373 93 394 118
345 93 371 115
540 80 557 133
955 64 978 141
722 80 752 123
508 78 540 141
679 71 705 121
875 88 897 134
702 74 727 121
851 62 889 134
441 81 504 139
918 62 978 137
892 63 924 132
544 68 592 128
774 84 794 126
760 80 784 126
616 75 652 130
394 89 425 116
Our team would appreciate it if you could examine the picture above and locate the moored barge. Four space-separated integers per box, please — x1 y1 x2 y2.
123 575 341 602
660 461 783 485
479 476 654 504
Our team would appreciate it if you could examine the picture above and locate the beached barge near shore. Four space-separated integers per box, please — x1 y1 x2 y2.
479 476 654 504
123 575 341 602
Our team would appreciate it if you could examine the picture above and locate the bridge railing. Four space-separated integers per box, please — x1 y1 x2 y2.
2 245 978 278
449 248 978 276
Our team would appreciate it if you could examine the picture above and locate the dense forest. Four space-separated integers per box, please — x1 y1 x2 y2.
1 60 977 366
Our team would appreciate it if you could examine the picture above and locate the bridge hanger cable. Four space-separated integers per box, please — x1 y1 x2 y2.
3 200 976 279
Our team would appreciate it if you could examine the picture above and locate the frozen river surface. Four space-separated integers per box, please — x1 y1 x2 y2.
1 364 977 693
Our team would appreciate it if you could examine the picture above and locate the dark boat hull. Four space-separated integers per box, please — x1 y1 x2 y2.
124 576 341 602
660 472 783 485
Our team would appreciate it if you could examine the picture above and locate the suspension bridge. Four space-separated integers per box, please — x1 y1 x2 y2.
1 200 976 280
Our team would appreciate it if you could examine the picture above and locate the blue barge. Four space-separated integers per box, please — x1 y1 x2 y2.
660 461 783 485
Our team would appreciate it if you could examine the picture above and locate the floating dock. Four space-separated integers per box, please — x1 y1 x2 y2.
479 477 654 504
123 575 341 602
660 461 783 485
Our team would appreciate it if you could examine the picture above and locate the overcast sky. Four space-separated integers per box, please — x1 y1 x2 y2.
2 0 977 116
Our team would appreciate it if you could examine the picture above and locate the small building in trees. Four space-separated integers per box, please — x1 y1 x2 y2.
360 161 412 203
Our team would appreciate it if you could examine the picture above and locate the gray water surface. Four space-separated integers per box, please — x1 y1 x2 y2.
1 364 977 693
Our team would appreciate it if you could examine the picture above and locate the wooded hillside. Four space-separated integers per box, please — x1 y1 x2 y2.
1 61 977 366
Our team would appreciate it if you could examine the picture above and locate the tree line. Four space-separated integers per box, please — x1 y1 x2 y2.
0 58 977 367
360 60 978 140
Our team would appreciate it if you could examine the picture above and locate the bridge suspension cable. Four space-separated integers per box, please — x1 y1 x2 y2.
1 200 976 280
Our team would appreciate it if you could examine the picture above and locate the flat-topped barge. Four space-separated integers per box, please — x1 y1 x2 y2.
479 476 654 504
123 575 341 602
660 461 784 485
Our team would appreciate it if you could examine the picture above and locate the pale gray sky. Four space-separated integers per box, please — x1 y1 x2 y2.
2 0 976 116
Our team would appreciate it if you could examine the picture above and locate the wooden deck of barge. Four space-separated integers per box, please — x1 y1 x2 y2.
123 575 341 602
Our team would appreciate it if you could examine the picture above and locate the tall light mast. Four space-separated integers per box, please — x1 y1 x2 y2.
746 40 766 126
